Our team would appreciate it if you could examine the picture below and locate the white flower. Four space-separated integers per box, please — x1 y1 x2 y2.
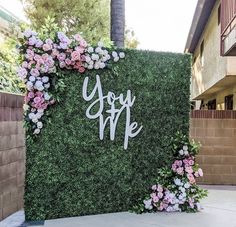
42 76 49 83
44 92 51 101
179 149 184 155
36 112 43 119
37 109 44 113
174 178 182 186
179 187 186 193
23 29 32 38
119 52 125 58
85 56 91 63
28 113 35 119
94 62 100 70
33 128 40 134
97 41 103 47
99 62 106 69
143 199 153 210
37 121 43 129
113 56 119 62
87 64 93 69
29 76 36 82
32 118 38 123
35 80 43 88
183 145 188 151
88 46 94 53
26 81 33 91
184 150 189 155
91 54 99 61
23 104 29 111
44 83 50 89
112 51 118 58
184 182 190 189
95 47 102 54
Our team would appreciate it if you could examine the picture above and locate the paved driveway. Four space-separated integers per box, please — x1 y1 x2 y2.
1 186 236 227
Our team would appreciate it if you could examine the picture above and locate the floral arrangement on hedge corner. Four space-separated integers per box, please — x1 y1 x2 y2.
133 133 208 213
16 29 125 136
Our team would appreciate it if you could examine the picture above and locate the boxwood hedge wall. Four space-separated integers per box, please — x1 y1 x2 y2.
25 49 191 221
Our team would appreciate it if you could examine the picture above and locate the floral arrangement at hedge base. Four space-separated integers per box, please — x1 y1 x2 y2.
133 133 208 213
17 24 125 137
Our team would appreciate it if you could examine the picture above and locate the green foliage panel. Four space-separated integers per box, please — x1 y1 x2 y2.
25 49 191 220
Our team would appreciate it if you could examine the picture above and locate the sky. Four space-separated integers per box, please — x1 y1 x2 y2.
0 0 197 53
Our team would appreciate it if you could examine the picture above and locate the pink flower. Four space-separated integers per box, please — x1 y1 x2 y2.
198 168 203 177
172 164 177 171
71 51 81 61
65 58 72 65
43 43 52 51
151 193 156 198
30 68 40 77
80 39 87 47
189 160 194 166
157 184 163 192
51 49 59 58
158 192 163 198
153 196 159 203
176 167 184 175
58 53 66 61
151 185 157 191
28 36 37 45
75 46 85 53
78 66 85 73
59 61 66 68
187 173 196 184
28 92 35 99
185 166 193 174
22 61 28 68
34 96 43 104
74 34 83 42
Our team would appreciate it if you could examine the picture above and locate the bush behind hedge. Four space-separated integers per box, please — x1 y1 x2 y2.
25 49 191 220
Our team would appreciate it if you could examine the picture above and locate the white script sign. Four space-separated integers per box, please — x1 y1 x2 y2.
82 74 143 150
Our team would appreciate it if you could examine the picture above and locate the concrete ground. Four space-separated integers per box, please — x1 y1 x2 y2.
1 185 236 227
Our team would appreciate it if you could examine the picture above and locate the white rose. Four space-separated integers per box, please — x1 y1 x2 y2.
37 121 43 129
184 182 190 189
119 52 125 58
85 56 91 63
113 56 119 62
112 51 118 58
174 178 182 186
29 76 36 82
183 145 188 151
35 80 43 88
33 128 40 134
23 104 29 111
97 41 103 47
99 62 106 69
143 199 153 210
179 187 185 193
36 112 43 119
88 47 94 53
37 109 44 113
32 118 38 123
44 83 50 89
94 63 100 69
184 150 189 155
88 64 93 69
179 149 184 155
28 113 35 119
42 76 49 83
95 47 102 54
91 54 99 61
44 92 51 100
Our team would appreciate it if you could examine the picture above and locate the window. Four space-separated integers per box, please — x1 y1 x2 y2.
208 99 216 110
200 40 204 66
225 95 233 110
218 5 221 25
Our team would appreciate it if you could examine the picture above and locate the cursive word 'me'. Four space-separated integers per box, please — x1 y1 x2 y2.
82 74 142 150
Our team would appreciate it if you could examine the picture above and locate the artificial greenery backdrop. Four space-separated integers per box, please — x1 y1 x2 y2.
25 49 191 220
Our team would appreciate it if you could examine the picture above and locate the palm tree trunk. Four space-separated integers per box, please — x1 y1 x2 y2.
110 0 125 48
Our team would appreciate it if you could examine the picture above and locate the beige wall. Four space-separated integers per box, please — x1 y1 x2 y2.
191 0 236 101
190 112 236 185
0 92 25 221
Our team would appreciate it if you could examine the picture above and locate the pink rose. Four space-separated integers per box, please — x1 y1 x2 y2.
176 167 184 175
74 34 83 42
43 43 52 51
198 168 203 177
58 53 66 61
157 184 163 192
33 96 42 104
78 66 85 73
59 61 66 68
71 51 81 61
151 185 157 191
28 91 35 99
153 196 159 203
185 166 193 174
65 58 72 65
157 192 163 198
22 61 28 68
30 68 40 77
189 160 194 166
80 40 87 47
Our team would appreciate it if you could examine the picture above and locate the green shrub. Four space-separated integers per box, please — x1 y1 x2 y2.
25 49 191 220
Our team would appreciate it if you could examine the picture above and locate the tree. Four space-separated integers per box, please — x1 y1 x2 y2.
21 0 110 44
110 0 125 48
